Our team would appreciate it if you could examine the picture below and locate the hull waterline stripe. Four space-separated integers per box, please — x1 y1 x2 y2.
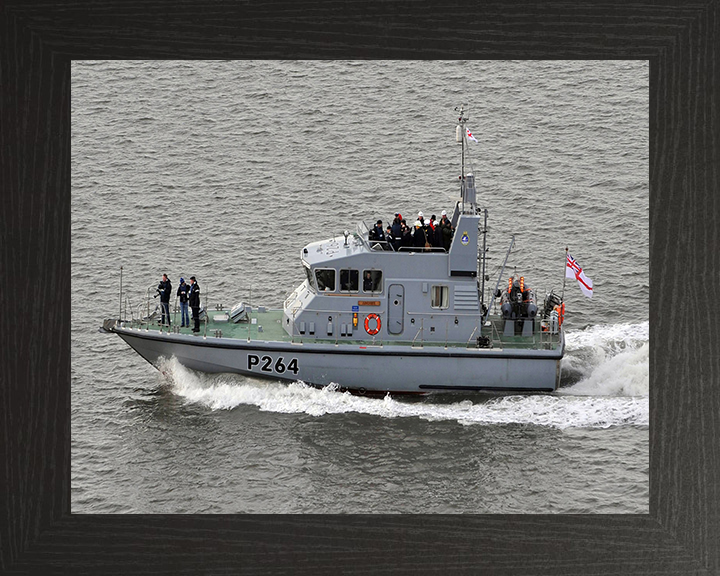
419 385 555 392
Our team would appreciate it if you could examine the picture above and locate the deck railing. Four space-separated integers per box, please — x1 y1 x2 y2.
356 220 450 253
119 283 214 338
117 291 562 351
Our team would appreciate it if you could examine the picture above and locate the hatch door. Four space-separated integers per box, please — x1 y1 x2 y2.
387 284 404 334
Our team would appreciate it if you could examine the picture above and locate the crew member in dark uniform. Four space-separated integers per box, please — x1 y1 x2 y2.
439 210 454 251
156 273 172 326
188 276 201 333
369 220 385 242
177 277 190 327
400 220 412 249
391 214 403 251
363 271 374 292
385 226 394 250
412 220 427 251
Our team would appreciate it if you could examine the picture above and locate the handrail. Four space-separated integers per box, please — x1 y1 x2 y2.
411 326 423 348
466 324 478 348
358 220 449 254
119 302 561 350
491 321 502 349
368 239 393 251
405 309 497 319
364 242 449 253
356 222 371 250
117 285 562 351
397 246 447 253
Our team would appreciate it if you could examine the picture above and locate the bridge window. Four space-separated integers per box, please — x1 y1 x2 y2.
315 269 336 292
303 264 315 291
431 285 449 309
362 270 383 293
340 269 359 292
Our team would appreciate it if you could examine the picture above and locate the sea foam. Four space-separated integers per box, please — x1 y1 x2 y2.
159 321 649 430
560 321 648 397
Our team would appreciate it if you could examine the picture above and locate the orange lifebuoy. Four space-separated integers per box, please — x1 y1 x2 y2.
364 313 381 335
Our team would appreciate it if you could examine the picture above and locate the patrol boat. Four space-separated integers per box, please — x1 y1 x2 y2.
103 107 566 394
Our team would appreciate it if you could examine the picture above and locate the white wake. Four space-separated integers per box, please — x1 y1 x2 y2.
158 322 649 430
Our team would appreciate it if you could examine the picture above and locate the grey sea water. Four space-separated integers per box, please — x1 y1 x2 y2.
72 60 648 513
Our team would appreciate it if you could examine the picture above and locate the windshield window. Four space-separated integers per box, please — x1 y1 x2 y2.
304 265 315 291
362 270 383 293
340 269 359 292
315 269 336 292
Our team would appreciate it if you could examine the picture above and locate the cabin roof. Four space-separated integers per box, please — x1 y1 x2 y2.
301 235 368 267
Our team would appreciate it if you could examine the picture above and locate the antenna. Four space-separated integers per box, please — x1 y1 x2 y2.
484 235 515 324
455 104 468 213
455 104 478 214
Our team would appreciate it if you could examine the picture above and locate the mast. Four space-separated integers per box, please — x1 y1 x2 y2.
561 246 569 301
456 105 467 213
455 104 478 215
119 266 123 321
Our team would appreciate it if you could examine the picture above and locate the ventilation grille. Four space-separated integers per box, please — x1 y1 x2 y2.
454 285 479 311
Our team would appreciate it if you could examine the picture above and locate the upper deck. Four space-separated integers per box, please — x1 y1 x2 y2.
117 306 563 352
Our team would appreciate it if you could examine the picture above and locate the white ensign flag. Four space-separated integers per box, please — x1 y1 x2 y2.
566 253 593 298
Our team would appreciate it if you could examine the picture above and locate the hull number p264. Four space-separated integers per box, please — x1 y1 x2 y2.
247 354 299 375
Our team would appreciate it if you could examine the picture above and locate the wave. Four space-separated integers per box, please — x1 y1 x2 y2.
560 321 648 397
158 318 649 430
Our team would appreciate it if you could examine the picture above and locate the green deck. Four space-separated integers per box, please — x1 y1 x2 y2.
135 307 561 351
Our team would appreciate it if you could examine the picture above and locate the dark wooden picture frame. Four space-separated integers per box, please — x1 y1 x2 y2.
1 2 717 574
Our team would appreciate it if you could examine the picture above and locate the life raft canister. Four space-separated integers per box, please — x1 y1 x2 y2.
364 313 381 335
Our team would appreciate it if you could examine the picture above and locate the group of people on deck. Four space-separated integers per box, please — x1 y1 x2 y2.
155 274 201 332
368 210 455 252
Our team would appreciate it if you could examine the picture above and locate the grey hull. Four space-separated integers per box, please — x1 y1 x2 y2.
116 326 563 393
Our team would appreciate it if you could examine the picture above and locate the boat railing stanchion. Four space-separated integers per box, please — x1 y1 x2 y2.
466 325 478 349
119 266 123 323
411 322 423 348
203 286 208 339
